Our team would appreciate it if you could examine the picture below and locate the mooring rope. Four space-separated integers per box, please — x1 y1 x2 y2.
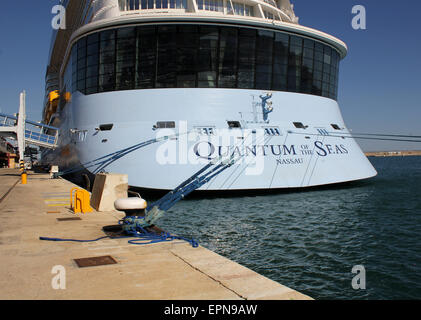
56 130 192 177
39 228 199 248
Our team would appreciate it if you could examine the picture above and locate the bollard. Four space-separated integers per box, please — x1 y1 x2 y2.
70 187 93 214
21 170 27 185
50 165 59 179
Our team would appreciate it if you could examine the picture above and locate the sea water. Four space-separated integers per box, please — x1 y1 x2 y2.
159 156 421 300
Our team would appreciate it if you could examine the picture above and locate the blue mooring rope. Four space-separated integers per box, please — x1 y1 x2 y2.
39 230 199 248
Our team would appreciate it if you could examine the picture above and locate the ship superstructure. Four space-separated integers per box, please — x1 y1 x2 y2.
42 0 377 191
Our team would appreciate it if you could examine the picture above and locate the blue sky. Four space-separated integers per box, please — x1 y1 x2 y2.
0 0 420 151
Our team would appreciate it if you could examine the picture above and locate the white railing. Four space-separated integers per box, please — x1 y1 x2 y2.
119 0 187 10
228 1 254 16
262 0 278 8
118 0 296 23
197 0 224 12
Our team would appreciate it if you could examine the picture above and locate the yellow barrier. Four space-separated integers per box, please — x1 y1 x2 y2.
70 187 93 214
21 171 27 185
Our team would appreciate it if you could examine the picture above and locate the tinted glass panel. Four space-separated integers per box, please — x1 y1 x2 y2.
218 28 238 88
71 24 341 100
237 28 256 89
177 26 198 88
198 26 219 88
136 26 156 88
156 26 177 88
288 36 302 92
255 30 273 90
116 27 136 90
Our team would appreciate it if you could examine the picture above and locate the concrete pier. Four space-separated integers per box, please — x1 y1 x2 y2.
0 168 311 300
365 150 421 157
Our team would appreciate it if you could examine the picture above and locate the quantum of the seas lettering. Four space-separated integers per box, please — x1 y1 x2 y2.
194 142 297 159
314 141 349 157
276 158 304 165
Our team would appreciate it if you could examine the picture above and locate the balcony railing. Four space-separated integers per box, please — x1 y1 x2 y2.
119 0 188 11
118 0 294 22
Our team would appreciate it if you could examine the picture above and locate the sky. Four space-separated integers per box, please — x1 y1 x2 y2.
0 0 420 152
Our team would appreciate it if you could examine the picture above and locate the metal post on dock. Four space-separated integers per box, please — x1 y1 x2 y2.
21 170 27 185
16 91 26 168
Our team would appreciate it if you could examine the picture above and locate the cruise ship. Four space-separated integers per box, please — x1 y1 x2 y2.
41 0 377 192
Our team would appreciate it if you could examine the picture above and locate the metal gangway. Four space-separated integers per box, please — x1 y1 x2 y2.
0 113 58 149
0 91 59 164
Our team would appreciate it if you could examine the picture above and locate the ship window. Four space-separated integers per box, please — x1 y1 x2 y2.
99 73 115 92
197 26 219 88
71 24 340 100
324 46 332 64
76 80 85 94
293 122 306 129
227 121 241 129
264 127 282 136
314 50 323 63
156 26 177 88
195 126 215 135
98 30 115 93
272 33 289 91
120 0 187 10
136 26 156 89
77 57 86 72
86 76 98 91
255 30 274 90
237 29 255 89
331 124 341 130
218 28 238 88
177 26 198 88
197 0 223 12
99 124 114 131
227 2 254 16
154 121 176 129
77 37 87 58
87 42 99 57
116 27 136 91
312 79 322 96
99 62 115 75
100 32 115 55
315 42 324 52
303 39 314 49
86 35 99 94
288 36 303 92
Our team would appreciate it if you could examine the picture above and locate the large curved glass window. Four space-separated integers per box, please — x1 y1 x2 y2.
71 24 340 100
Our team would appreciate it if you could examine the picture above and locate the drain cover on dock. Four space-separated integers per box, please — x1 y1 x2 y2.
57 217 82 221
74 255 117 268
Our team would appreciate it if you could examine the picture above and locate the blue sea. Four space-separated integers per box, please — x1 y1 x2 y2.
159 156 421 300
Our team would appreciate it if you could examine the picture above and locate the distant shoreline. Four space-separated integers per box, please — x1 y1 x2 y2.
365 151 421 157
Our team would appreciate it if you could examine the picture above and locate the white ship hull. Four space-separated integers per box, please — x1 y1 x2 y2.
42 88 377 190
